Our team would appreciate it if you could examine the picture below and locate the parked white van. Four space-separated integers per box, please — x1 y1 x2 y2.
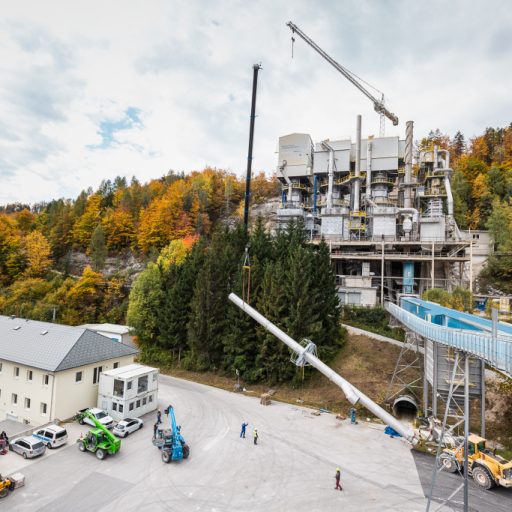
32 424 68 449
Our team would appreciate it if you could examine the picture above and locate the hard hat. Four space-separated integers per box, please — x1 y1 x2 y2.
336 467 340 471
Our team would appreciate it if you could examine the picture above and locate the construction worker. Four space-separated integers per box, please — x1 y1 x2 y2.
253 429 258 445
349 407 357 425
157 410 162 424
240 421 248 438
334 467 343 491
153 422 158 438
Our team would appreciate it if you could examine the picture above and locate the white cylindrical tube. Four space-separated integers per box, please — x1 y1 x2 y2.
228 293 417 443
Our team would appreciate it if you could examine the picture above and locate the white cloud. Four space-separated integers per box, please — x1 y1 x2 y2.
0 0 511 204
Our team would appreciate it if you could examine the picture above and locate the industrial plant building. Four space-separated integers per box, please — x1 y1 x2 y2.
276 119 488 305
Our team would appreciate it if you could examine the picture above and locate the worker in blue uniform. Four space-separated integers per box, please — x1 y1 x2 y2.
240 421 248 438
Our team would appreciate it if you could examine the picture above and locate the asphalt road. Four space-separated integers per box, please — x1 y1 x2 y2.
412 450 512 512
2 375 511 511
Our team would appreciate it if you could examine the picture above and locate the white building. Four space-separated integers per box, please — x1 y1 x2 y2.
79 323 136 347
0 315 138 426
98 364 158 421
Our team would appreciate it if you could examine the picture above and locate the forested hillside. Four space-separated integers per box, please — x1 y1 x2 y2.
1 122 511 350
0 168 278 324
127 220 344 384
421 123 512 292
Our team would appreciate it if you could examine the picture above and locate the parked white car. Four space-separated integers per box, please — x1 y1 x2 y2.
78 408 115 429
112 417 144 438
32 424 68 449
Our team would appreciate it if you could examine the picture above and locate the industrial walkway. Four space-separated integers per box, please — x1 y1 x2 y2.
386 298 512 378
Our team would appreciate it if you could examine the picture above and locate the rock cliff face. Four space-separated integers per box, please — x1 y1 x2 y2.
63 198 280 281
250 198 279 233
65 250 146 283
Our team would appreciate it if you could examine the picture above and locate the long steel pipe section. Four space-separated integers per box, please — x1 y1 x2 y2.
229 293 417 444
353 115 362 213
404 121 413 209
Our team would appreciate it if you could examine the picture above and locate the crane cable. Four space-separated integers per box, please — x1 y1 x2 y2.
241 246 251 304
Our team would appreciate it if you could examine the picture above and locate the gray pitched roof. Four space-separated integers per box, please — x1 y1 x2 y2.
0 315 138 372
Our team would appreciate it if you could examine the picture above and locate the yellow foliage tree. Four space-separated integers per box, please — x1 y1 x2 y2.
157 236 198 271
72 194 102 247
23 231 53 277
102 208 136 250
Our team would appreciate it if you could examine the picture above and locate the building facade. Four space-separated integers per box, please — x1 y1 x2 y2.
0 316 138 426
98 364 158 421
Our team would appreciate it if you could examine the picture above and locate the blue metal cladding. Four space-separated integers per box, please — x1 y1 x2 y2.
403 261 414 294
386 299 512 378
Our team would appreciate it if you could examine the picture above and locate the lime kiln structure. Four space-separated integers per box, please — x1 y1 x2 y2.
276 119 475 305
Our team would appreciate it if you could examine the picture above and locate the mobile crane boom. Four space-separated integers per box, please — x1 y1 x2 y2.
286 21 399 133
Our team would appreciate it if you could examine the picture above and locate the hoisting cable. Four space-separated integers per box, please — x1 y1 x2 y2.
241 245 251 304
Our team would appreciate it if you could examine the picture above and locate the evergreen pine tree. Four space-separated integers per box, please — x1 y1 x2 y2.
159 239 206 364
451 131 466 159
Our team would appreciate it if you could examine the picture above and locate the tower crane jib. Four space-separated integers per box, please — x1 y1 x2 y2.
286 21 399 135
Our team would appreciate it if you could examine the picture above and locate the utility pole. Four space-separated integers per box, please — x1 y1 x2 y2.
243 63 262 229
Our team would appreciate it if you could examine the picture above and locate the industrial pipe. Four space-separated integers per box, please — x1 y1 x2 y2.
278 161 293 205
404 121 413 209
444 176 454 216
366 141 372 199
228 293 417 444
353 115 362 213
322 141 335 210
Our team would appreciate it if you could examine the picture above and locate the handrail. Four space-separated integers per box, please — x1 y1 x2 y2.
386 302 512 378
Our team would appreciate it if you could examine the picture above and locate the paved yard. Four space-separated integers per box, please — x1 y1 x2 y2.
1 375 510 511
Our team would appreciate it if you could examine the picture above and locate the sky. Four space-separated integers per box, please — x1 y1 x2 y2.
0 0 511 205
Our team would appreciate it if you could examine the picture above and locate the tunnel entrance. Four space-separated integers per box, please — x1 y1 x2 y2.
392 395 418 420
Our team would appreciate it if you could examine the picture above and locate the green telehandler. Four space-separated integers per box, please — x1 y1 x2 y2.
77 410 121 460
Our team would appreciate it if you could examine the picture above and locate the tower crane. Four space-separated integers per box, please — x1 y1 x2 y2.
286 21 399 136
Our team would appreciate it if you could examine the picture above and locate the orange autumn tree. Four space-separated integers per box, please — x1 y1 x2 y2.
102 208 136 250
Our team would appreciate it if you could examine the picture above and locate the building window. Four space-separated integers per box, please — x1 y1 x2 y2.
112 402 118 411
152 373 157 382
75 371 83 383
41 402 47 415
12 393 18 405
136 399 141 408
119 404 124 413
27 370 33 381
43 374 49 386
127 380 133 391
113 379 124 398
93 366 103 385
25 397 31 410
148 395 153 403
14 367 20 378
137 375 148 393
142 397 147 406
113 362 119 369
129 402 134 411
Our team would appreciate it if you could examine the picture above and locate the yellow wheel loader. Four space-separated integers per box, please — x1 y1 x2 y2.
439 434 512 490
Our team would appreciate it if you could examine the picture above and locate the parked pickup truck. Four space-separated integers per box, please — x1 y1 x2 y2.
77 408 114 429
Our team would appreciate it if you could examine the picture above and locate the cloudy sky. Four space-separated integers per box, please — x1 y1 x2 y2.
1 0 510 204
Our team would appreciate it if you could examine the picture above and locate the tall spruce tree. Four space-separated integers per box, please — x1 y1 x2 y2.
159 239 206 364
